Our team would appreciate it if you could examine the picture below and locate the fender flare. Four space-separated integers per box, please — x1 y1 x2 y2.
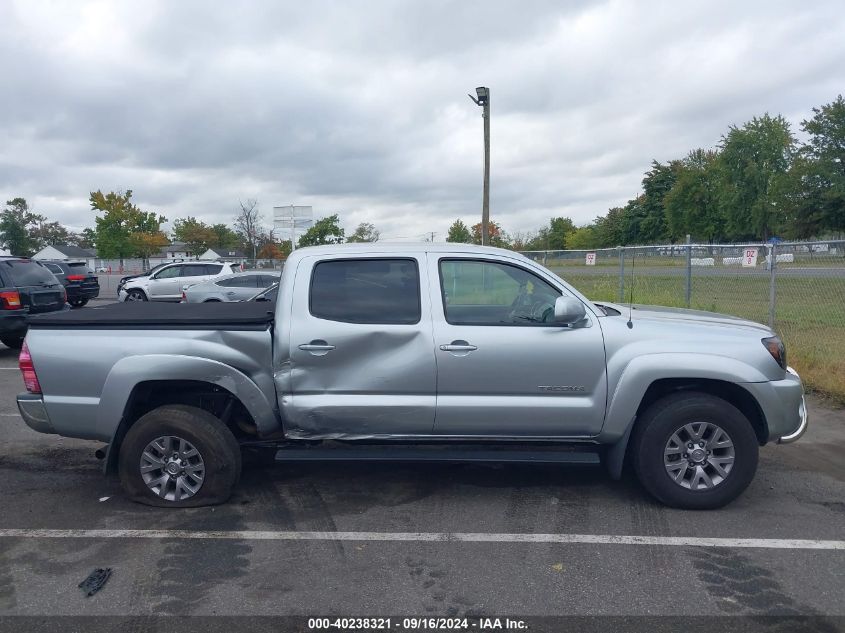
601 353 768 479
99 354 278 473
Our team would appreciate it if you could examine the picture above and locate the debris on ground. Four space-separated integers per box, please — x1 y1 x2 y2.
78 568 112 597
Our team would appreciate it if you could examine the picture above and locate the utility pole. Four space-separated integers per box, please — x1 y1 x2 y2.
468 86 490 245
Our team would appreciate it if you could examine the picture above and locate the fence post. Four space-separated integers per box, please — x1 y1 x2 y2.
768 243 777 329
617 246 624 303
685 234 692 308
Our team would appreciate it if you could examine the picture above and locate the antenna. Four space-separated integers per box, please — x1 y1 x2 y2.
626 248 635 329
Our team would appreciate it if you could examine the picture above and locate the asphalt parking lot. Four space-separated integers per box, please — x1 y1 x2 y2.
0 333 843 627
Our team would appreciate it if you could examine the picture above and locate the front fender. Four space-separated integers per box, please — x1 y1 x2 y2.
599 353 768 442
97 354 279 440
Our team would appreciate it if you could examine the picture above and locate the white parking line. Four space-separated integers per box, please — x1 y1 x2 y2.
0 529 842 550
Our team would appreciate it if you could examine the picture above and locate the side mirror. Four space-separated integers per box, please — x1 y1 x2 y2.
554 296 587 325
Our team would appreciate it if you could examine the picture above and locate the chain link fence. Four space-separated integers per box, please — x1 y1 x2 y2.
521 240 845 399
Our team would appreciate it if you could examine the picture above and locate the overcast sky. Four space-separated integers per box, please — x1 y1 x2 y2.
1 1 843 242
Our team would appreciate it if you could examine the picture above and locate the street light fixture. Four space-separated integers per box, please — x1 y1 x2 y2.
468 86 490 246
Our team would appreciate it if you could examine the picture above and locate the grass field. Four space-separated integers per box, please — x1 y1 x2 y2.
556 270 845 404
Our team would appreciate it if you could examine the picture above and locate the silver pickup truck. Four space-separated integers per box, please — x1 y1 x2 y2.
16 243 807 510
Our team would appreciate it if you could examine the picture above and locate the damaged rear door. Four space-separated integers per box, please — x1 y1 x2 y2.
285 253 436 437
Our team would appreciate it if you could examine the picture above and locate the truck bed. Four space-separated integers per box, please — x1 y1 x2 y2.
28 301 275 329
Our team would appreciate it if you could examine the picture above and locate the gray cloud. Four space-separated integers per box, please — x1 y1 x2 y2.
1 0 843 241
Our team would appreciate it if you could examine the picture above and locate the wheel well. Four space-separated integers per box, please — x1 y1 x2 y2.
105 380 258 474
636 378 769 444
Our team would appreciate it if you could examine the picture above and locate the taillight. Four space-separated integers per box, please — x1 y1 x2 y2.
19 341 41 393
181 291 187 301
66 274 85 281
0 290 21 309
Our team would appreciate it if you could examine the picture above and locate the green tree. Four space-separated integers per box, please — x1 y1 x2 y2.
30 220 72 249
77 227 97 250
1 198 42 256
91 190 167 263
795 95 845 235
636 160 681 243
594 206 628 247
173 217 216 257
210 223 240 249
129 231 169 267
719 114 795 240
346 222 380 243
446 219 472 243
566 225 600 250
664 149 725 242
297 214 344 247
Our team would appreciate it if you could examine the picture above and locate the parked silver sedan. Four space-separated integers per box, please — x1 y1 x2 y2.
181 271 280 303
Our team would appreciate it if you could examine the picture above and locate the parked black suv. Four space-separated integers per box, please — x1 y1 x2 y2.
0 258 67 349
40 260 100 307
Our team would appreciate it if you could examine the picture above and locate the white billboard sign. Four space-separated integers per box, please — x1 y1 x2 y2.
585 252 596 266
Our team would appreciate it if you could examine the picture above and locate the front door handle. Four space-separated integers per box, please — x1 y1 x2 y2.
439 340 478 352
298 340 336 354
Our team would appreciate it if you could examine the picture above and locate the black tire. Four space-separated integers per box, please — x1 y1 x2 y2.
125 289 147 302
69 299 89 308
118 405 242 508
630 392 759 510
1 336 24 349
203 298 221 302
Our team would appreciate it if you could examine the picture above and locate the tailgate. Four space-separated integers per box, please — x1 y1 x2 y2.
20 285 66 313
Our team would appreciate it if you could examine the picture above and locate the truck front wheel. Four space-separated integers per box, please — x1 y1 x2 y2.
118 405 242 507
630 392 759 510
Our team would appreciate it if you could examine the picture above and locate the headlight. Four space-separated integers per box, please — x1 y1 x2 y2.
761 336 787 370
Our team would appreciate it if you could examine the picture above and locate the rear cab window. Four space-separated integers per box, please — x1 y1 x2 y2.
1 260 59 287
309 258 420 324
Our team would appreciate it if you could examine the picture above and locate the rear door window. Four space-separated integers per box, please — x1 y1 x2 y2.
309 258 420 324
1 260 59 286
205 264 224 275
182 265 208 277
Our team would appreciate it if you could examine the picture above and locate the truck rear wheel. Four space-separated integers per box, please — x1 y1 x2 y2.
118 405 241 507
630 392 759 510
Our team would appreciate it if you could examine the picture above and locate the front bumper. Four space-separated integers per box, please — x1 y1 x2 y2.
778 367 808 444
16 393 56 434
742 365 808 444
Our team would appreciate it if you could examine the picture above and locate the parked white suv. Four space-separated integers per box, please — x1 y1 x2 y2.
119 262 237 302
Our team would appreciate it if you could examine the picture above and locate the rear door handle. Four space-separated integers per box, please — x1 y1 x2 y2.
439 340 478 352
298 340 336 354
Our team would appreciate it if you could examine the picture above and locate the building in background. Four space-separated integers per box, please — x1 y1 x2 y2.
32 244 97 270
199 247 248 264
